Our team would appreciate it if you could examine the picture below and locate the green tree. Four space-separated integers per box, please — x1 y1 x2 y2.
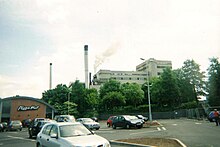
85 88 100 110
42 84 70 106
151 68 181 109
42 84 78 116
69 80 87 116
181 59 206 103
207 57 220 106
121 83 144 107
54 101 78 116
102 91 125 110
174 69 195 103
99 79 121 99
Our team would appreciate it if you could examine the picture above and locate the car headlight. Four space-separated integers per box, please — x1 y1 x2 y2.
105 142 111 147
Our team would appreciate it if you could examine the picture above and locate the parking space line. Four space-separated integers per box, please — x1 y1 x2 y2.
157 127 161 131
130 130 159 135
7 135 35 142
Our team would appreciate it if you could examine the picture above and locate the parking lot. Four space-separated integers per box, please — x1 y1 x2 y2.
0 119 220 147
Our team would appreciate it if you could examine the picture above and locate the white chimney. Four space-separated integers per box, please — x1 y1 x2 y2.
49 63 52 89
84 45 89 88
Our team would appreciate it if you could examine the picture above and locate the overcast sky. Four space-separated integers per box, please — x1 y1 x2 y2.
0 0 219 98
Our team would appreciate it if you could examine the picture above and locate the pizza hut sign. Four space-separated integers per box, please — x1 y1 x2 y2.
17 105 40 111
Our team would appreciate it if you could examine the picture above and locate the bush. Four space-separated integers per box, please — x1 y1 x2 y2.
178 101 198 109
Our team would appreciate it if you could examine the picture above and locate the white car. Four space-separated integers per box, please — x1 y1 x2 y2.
36 122 110 147
77 118 100 130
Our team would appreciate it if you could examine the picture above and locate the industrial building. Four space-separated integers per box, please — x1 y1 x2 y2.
93 70 148 85
136 58 172 78
92 58 172 86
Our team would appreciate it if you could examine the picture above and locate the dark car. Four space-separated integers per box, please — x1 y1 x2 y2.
107 116 116 127
5 120 22 131
0 122 7 132
28 120 53 138
22 119 31 128
112 115 143 129
0 123 3 132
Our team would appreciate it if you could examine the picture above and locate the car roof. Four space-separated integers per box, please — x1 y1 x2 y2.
44 122 81 127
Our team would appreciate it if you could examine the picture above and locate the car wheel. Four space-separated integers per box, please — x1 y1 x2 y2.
29 131 33 139
126 124 130 129
112 124 116 129
36 142 42 147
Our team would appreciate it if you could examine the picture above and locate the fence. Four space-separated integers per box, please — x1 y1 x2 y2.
98 108 216 120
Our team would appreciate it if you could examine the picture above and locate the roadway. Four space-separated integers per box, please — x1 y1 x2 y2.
0 118 219 147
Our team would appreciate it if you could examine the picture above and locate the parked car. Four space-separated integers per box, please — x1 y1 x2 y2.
5 120 22 131
136 115 148 123
22 118 31 127
107 116 116 127
36 122 110 147
54 115 76 122
0 122 7 132
91 117 98 122
28 120 54 138
0 123 3 132
77 118 100 130
112 115 143 129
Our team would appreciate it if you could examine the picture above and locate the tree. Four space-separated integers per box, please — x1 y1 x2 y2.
85 88 100 110
174 69 195 103
181 59 206 103
42 84 78 116
99 79 121 99
69 80 87 116
42 84 70 106
121 83 144 107
151 68 181 109
207 57 220 106
54 101 78 116
102 91 125 110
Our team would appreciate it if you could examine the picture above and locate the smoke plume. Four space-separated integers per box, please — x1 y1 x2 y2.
94 42 120 73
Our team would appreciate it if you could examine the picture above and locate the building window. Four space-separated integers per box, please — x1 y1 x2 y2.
137 78 140 80
129 78 132 80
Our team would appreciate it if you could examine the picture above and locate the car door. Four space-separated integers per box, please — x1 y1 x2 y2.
40 125 53 146
47 125 60 147
117 116 125 127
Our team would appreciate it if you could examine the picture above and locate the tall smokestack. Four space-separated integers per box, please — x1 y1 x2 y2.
84 45 89 89
49 63 52 89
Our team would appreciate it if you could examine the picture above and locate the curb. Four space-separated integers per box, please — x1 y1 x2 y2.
110 138 187 147
170 138 187 147
110 140 153 147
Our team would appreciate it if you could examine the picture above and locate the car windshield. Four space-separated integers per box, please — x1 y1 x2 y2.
12 121 21 124
82 118 94 123
124 116 138 120
59 124 92 137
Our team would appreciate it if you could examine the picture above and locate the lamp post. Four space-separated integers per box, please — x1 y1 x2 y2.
140 58 152 122
68 92 70 115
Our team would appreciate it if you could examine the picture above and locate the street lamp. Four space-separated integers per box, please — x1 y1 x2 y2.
140 58 152 122
68 92 70 115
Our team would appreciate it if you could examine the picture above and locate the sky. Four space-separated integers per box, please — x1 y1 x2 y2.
0 0 220 98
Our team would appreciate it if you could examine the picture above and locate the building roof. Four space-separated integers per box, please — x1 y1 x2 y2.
0 96 57 112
